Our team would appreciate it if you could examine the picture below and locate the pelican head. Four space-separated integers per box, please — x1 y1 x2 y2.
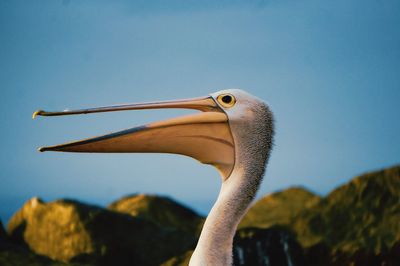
34 89 274 182
34 89 274 265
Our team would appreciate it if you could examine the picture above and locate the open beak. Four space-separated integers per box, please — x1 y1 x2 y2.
33 96 235 178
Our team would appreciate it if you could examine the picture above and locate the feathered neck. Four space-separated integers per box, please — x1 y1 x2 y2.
189 162 265 265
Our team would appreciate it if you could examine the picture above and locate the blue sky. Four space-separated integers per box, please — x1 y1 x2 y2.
1 0 399 222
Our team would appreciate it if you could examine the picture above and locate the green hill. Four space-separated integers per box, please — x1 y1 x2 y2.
292 165 400 253
242 164 400 254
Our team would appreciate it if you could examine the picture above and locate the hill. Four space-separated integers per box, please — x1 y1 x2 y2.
108 194 204 235
240 165 400 254
1 164 399 265
239 187 321 229
292 165 400 253
7 197 195 266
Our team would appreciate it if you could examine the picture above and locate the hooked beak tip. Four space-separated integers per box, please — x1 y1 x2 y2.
32 110 44 120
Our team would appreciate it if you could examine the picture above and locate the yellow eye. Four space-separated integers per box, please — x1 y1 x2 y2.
217 94 236 108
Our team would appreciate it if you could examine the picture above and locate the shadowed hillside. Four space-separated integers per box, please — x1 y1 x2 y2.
1 164 399 265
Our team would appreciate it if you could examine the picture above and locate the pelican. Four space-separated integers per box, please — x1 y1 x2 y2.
33 89 274 265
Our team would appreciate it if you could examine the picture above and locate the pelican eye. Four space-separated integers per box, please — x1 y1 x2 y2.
217 94 236 108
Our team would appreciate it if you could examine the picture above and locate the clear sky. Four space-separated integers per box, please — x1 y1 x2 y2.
1 0 399 222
